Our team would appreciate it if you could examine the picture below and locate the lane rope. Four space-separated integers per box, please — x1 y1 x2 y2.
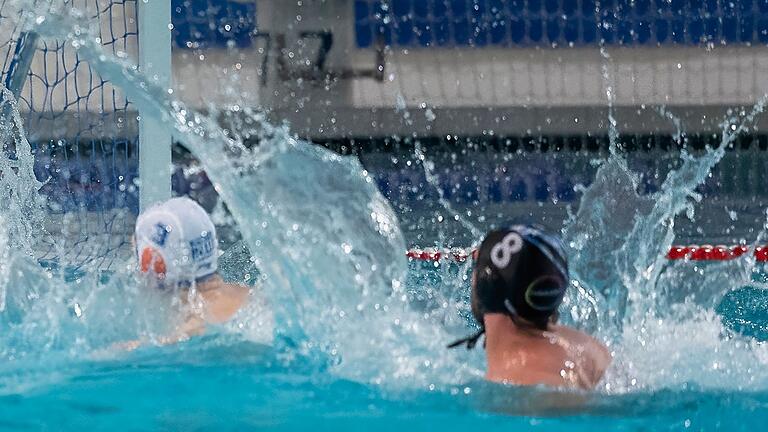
406 245 768 262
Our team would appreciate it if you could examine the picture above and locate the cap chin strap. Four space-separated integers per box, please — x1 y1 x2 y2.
447 299 521 350
447 328 485 350
504 298 518 315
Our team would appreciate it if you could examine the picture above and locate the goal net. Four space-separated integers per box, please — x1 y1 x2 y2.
1 0 138 272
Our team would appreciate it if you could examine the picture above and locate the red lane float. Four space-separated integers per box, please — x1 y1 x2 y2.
668 245 764 261
405 248 470 262
407 245 768 262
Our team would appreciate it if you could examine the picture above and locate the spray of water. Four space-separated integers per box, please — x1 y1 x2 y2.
413 141 484 242
7 4 491 387
561 45 768 392
0 87 48 256
1 0 768 398
0 80 246 391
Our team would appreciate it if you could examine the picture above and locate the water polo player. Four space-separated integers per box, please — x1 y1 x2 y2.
449 225 611 390
128 196 271 347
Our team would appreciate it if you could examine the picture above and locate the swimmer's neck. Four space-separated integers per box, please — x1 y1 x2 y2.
181 273 223 293
484 313 552 346
483 313 557 382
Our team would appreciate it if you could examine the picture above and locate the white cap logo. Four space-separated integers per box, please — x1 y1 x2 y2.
490 232 523 268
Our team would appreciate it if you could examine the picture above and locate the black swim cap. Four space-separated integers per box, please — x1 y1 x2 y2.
448 225 569 349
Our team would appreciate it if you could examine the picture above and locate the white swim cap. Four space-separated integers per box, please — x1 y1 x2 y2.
135 197 218 285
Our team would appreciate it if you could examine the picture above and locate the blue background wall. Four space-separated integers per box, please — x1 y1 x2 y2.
356 0 768 48
167 1 768 50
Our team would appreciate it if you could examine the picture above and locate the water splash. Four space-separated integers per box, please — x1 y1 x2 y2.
2 0 768 399
0 87 48 258
20 5 490 387
563 43 768 339
413 141 484 243
560 45 768 392
0 85 53 312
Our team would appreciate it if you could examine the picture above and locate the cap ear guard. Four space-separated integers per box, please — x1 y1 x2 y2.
524 275 567 312
139 247 166 276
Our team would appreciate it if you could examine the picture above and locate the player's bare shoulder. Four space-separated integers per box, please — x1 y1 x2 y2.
558 326 609 356
220 280 251 299
554 325 611 381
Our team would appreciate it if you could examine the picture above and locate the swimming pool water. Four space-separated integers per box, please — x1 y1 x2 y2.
1 264 767 431
2 245 768 431
4 358 768 431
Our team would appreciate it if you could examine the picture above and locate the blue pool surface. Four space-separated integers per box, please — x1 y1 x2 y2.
0 260 767 431
3 352 768 431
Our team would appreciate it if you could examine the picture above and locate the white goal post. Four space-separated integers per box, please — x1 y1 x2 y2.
137 0 172 211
